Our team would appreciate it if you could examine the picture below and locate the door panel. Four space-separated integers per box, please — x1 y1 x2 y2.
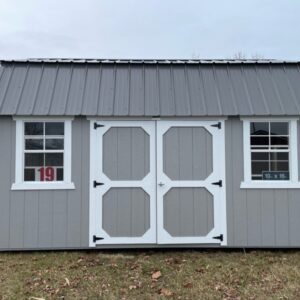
90 121 156 245
157 120 226 244
163 187 214 237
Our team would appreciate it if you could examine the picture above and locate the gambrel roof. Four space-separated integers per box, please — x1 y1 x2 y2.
0 59 300 116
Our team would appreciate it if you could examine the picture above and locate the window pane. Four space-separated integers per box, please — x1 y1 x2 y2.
45 122 64 135
270 161 289 172
45 153 63 166
25 122 43 135
24 169 35 181
251 152 269 160
25 139 43 150
270 152 289 161
250 122 269 135
270 122 288 135
250 136 269 147
25 153 44 167
271 136 288 146
252 161 269 175
45 139 64 150
57 168 63 181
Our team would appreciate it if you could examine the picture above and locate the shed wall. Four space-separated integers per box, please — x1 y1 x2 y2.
0 116 300 249
0 117 90 249
226 118 300 247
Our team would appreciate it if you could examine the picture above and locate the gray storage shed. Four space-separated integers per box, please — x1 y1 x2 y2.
0 58 300 250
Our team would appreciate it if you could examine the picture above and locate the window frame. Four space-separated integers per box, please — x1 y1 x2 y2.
12 117 75 190
241 118 300 189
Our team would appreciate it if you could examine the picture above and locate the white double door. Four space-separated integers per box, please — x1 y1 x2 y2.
89 120 226 246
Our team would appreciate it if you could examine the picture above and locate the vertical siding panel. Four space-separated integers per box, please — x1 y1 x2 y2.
231 119 247 246
52 191 67 247
67 118 82 247
9 191 25 248
260 190 275 246
274 190 289 246
288 190 300 246
24 192 39 248
80 119 90 247
38 191 53 248
246 190 262 246
0 117 12 248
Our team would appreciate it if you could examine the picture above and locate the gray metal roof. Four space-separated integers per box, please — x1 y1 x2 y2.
0 59 300 116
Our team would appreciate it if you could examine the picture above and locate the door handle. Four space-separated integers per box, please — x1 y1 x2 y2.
158 182 165 187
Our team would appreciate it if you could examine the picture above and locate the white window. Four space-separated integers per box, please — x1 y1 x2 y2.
12 118 75 190
241 119 300 189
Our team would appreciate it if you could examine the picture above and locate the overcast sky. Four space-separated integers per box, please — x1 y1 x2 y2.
0 0 299 60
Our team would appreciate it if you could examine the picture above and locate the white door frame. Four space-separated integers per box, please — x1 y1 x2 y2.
89 120 156 246
156 120 227 245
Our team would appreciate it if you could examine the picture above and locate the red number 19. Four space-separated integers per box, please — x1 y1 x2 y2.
38 167 55 181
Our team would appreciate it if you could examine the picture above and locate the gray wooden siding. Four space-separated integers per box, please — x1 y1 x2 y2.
0 117 90 249
0 117 300 249
225 118 300 247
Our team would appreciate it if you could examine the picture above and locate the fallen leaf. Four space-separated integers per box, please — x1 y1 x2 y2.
65 277 70 286
152 271 162 280
129 285 137 290
160 288 173 297
183 282 193 288
29 298 45 300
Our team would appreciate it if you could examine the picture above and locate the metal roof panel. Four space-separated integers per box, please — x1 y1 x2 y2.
0 60 300 116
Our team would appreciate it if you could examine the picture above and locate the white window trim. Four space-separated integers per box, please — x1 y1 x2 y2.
240 118 300 189
11 117 75 190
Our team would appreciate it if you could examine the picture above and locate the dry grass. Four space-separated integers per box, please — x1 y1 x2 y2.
0 250 299 299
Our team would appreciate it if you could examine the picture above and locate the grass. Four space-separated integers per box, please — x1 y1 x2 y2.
0 250 299 299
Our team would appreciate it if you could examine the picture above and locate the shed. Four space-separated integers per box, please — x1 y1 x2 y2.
0 58 300 250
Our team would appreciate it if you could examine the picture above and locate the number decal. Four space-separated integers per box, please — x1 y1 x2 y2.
38 167 55 181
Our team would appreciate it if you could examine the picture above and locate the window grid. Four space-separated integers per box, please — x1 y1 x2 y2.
23 121 65 182
250 122 290 180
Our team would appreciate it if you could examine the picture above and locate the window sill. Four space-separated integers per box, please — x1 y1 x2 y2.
240 181 300 189
11 182 75 191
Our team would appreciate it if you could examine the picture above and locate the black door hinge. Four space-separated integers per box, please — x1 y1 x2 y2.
93 235 104 243
211 122 221 129
213 234 223 242
212 180 222 187
93 180 104 188
94 122 104 129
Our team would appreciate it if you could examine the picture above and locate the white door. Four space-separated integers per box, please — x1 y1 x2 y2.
157 120 226 245
89 120 156 245
90 119 227 246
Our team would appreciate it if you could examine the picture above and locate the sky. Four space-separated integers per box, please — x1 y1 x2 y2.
0 0 299 60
